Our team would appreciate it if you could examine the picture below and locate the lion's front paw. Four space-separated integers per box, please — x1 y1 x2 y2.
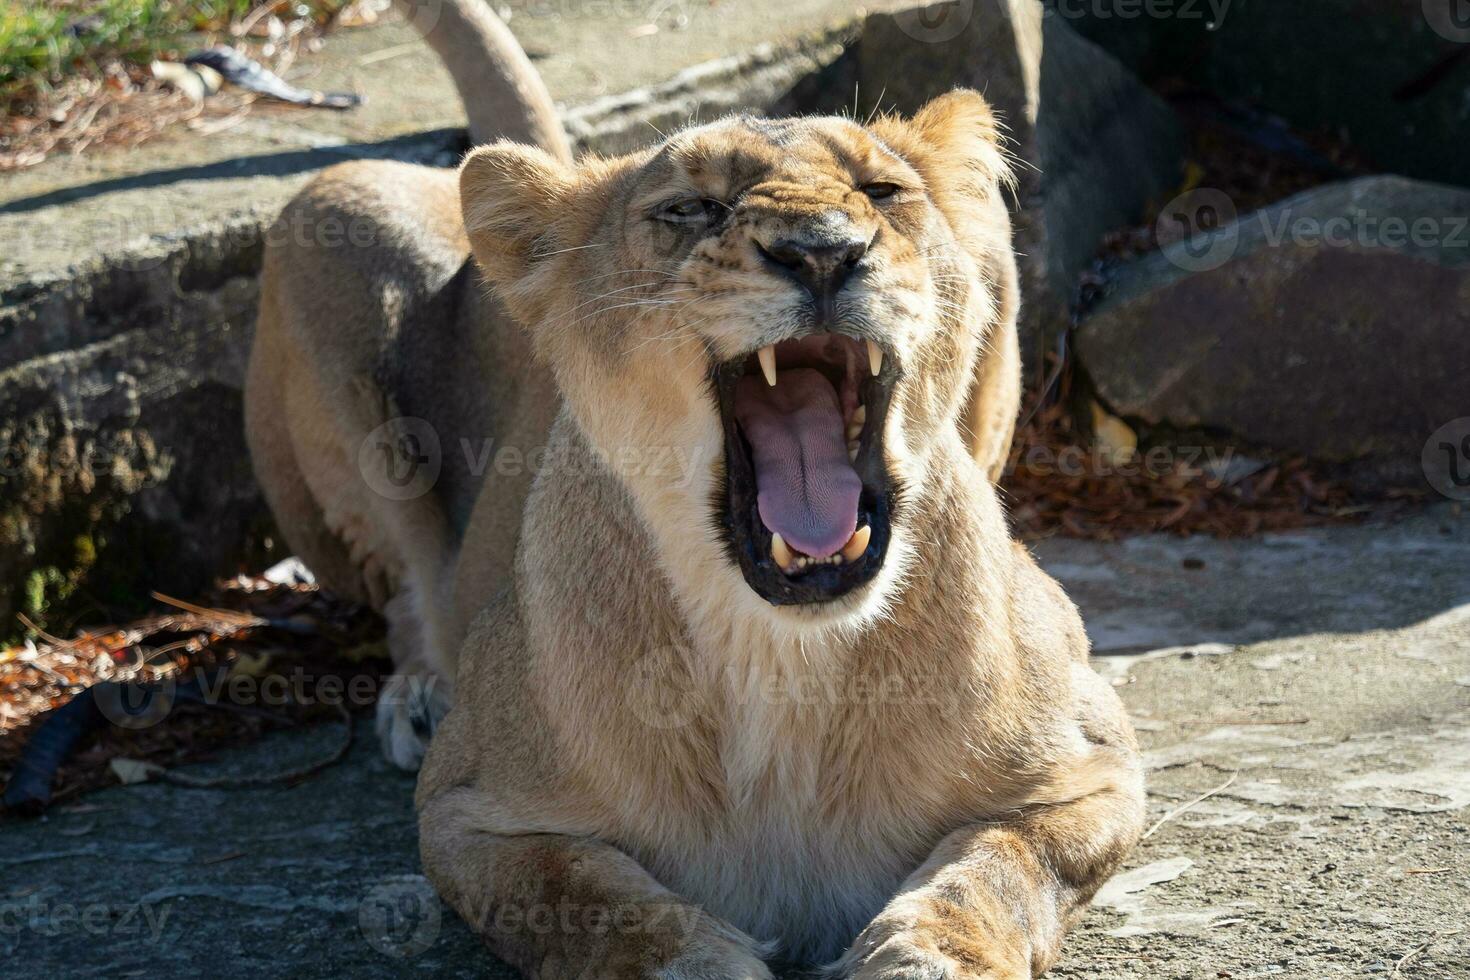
832 923 1029 980
654 938 775 980
374 671 448 770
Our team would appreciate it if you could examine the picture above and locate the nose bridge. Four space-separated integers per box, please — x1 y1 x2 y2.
791 205 865 249
747 179 868 248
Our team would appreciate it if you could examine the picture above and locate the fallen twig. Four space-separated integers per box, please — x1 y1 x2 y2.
1391 928 1463 978
1179 717 1309 727
150 591 262 628
1142 772 1239 840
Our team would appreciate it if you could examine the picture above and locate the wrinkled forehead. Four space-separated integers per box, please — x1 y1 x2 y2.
638 116 906 198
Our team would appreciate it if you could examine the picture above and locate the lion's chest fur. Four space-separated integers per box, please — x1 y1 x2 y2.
609 673 961 963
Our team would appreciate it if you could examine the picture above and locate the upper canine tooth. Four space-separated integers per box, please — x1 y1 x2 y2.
866 340 883 377
771 532 794 570
841 524 872 562
758 345 778 387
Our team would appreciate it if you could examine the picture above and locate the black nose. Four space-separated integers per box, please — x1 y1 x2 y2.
758 236 869 307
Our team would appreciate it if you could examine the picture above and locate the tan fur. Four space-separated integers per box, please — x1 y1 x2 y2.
245 5 1142 972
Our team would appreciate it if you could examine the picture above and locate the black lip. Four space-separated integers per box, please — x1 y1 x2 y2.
711 342 900 606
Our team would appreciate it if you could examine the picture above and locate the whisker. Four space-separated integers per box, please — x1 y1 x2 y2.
534 242 610 257
567 299 685 329
563 282 672 316
568 268 681 286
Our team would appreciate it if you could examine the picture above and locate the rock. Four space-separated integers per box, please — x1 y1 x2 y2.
1076 176 1470 489
854 0 1185 348
1058 0 1470 188
0 225 281 634
563 28 851 156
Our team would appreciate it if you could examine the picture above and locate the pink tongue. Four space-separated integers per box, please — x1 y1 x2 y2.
733 368 860 558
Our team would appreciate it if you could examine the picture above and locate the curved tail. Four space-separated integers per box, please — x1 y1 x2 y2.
392 0 572 163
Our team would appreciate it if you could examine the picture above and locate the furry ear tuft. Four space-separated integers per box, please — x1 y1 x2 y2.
877 89 1015 199
460 142 575 294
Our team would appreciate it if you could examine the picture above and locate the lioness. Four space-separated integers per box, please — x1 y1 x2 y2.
246 1 1143 975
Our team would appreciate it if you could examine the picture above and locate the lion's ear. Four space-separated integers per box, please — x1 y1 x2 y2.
878 89 1013 198
460 141 576 291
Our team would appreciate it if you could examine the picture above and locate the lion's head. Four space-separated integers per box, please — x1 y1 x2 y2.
460 90 1015 630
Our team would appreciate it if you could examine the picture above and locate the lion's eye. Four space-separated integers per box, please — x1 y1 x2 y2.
861 182 901 201
656 198 719 223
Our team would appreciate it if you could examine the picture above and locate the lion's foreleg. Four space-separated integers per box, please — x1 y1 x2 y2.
830 768 1144 979
419 787 774 979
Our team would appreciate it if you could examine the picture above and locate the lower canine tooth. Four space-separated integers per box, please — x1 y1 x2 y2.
771 532 793 570
841 524 872 562
847 442 859 462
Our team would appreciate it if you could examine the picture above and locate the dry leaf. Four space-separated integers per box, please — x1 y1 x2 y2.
1090 400 1138 465
110 758 164 785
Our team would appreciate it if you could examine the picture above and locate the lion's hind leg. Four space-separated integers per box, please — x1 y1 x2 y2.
247 242 458 770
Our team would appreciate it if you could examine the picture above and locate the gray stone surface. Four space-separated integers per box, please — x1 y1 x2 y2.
1034 504 1470 654
856 0 1184 346
1056 0 1470 189
1076 176 1470 490
3 507 1466 977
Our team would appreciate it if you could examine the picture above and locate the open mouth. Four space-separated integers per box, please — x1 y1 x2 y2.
713 333 898 606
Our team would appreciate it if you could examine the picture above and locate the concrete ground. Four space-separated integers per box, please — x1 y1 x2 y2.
3 506 1465 978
